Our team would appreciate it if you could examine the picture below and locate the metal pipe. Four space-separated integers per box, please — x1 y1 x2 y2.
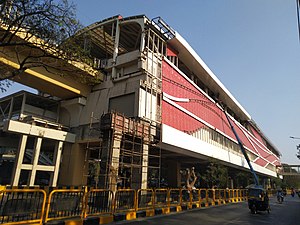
223 110 259 186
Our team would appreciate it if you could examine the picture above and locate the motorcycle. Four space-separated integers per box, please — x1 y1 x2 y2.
277 192 284 203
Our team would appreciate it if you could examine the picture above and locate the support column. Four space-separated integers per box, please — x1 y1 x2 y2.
230 179 234 189
11 135 28 186
141 144 149 189
166 160 181 187
267 178 271 189
29 137 42 186
109 132 122 192
50 141 64 187
111 20 120 79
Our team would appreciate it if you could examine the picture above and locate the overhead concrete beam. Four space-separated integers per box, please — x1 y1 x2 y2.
3 120 76 143
0 24 104 99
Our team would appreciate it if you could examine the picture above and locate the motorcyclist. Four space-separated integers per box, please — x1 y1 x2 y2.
277 189 284 203
291 188 295 197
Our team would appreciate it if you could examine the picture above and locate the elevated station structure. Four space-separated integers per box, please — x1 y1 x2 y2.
0 15 281 190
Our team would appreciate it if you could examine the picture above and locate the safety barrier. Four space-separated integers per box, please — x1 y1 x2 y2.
233 189 238 202
0 187 250 224
153 189 170 215
214 189 222 205
113 189 136 221
44 188 85 223
114 189 136 213
85 189 114 217
229 189 234 202
180 189 191 207
137 189 154 211
169 188 181 211
207 189 215 205
190 189 200 208
200 189 208 206
0 189 46 225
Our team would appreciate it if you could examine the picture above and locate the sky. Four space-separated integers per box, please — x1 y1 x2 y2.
2 0 300 165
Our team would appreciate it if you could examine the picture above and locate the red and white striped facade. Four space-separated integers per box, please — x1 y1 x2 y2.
161 32 281 177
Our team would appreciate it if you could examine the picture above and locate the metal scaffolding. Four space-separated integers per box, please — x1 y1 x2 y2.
99 112 161 190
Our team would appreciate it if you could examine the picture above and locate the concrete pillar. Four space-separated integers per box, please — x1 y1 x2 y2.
50 141 64 187
28 137 42 186
141 144 149 189
263 178 271 190
11 135 28 186
112 20 120 79
267 178 271 189
109 132 122 192
58 143 86 186
166 160 181 187
230 179 234 189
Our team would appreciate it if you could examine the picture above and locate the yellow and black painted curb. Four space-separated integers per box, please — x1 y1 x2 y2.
43 199 245 225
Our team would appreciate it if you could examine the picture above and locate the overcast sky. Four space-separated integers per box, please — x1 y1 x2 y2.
2 0 300 165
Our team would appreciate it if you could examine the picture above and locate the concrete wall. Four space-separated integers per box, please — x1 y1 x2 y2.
59 143 88 186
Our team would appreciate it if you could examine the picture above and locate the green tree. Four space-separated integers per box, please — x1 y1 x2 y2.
236 171 250 188
202 160 228 188
283 175 300 189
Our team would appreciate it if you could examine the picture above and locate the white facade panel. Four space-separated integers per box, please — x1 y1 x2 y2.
139 88 157 121
162 124 277 177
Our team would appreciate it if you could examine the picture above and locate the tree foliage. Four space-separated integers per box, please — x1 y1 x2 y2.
283 176 300 189
235 171 252 188
201 161 228 188
0 0 87 92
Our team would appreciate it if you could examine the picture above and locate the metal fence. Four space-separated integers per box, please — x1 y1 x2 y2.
44 189 85 223
0 187 249 224
137 189 154 211
85 189 114 217
0 189 46 225
114 189 136 213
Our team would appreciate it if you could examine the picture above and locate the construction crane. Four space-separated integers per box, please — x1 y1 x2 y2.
222 107 260 186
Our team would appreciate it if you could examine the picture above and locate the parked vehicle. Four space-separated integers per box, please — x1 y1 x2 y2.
247 186 270 214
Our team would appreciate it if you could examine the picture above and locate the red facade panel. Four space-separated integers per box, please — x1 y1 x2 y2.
166 46 178 56
162 101 205 131
254 158 269 167
249 125 266 145
161 59 280 167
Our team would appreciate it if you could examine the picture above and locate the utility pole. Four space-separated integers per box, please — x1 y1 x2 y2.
297 0 300 41
289 136 300 159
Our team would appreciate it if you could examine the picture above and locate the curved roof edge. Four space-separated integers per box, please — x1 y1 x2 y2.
76 14 149 36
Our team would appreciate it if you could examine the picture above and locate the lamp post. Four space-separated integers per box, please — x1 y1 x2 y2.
289 136 300 159
290 136 300 139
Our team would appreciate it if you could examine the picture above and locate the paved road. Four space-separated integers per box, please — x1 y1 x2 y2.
115 196 300 225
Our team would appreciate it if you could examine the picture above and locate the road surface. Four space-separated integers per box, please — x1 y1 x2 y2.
115 195 300 225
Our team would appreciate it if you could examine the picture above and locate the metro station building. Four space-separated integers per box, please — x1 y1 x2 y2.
0 15 281 190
